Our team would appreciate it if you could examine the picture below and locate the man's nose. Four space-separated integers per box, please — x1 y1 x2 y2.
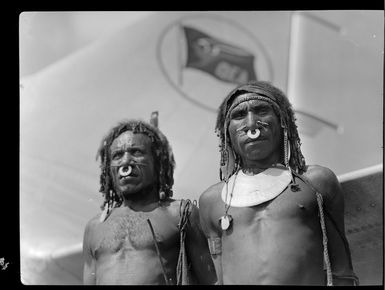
120 152 133 165
246 112 258 129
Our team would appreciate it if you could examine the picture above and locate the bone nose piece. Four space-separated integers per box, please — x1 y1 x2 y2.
119 165 132 177
247 129 260 139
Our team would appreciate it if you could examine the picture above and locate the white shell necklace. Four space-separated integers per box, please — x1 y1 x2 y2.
219 164 291 231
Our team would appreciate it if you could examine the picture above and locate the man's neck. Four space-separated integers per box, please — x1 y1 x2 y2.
121 186 159 212
242 167 270 175
241 156 282 176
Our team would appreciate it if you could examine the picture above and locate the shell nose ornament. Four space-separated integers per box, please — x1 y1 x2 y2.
119 165 132 177
247 129 260 139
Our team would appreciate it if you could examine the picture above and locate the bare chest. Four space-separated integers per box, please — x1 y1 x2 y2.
94 209 179 258
213 182 320 233
212 181 325 284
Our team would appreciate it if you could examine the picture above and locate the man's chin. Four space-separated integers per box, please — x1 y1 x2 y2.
119 188 141 197
118 184 155 199
245 151 269 160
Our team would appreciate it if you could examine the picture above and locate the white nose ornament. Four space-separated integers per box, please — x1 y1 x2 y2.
247 129 260 139
119 165 132 177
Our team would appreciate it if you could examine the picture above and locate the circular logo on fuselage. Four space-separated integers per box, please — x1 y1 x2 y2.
157 13 274 113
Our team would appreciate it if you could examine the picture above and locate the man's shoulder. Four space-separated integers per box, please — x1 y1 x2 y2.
302 164 341 200
85 212 103 230
198 181 225 213
199 181 225 203
303 164 339 185
83 212 103 245
165 198 203 229
161 198 197 219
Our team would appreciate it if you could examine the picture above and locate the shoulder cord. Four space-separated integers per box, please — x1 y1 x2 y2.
292 172 359 286
315 190 334 286
176 199 195 285
323 208 359 285
147 218 172 285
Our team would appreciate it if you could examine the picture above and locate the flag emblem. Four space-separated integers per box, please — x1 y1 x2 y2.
182 26 257 84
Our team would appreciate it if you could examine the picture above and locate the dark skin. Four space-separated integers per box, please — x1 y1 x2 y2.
83 131 217 285
199 98 355 285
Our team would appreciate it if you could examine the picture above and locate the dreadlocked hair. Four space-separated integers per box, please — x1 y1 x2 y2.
96 119 176 211
215 80 306 179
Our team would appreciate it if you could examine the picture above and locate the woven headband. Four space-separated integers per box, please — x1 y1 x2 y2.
227 93 280 115
226 84 281 106
225 92 285 129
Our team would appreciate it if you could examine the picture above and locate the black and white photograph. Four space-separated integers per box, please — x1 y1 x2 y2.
18 10 383 285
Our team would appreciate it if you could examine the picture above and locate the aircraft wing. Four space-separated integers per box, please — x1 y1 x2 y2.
21 243 83 284
339 164 383 285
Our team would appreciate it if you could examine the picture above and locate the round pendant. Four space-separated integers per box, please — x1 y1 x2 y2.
247 129 260 139
220 215 232 231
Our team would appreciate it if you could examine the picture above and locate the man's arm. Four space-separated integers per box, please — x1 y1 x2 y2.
198 187 223 285
307 165 358 286
82 219 97 285
185 202 218 285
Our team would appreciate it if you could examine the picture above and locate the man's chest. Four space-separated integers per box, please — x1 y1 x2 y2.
212 182 320 231
94 210 180 257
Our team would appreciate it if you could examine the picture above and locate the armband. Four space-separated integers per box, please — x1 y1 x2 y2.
207 237 222 255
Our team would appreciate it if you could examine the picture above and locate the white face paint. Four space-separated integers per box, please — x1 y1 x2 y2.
247 129 260 139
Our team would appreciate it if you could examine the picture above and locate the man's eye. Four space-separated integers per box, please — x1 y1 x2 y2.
250 107 269 116
112 152 123 159
132 149 143 156
230 110 245 119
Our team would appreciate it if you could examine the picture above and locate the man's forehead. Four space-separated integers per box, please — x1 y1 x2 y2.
111 130 152 148
231 94 273 109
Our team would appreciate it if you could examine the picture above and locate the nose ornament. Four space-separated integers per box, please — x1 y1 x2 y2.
119 165 132 177
247 129 260 139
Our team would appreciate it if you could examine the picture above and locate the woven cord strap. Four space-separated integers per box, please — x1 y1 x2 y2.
315 192 333 286
289 171 359 285
176 199 194 285
291 171 333 286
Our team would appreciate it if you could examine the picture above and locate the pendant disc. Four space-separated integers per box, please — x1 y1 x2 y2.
220 215 232 230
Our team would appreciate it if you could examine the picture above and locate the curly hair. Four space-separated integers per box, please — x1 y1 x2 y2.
96 119 175 211
215 80 306 180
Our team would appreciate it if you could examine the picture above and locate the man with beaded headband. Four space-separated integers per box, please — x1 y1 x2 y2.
82 113 217 285
199 81 358 285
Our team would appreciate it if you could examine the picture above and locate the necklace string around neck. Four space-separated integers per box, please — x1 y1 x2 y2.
221 163 284 231
224 168 240 215
220 168 240 231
